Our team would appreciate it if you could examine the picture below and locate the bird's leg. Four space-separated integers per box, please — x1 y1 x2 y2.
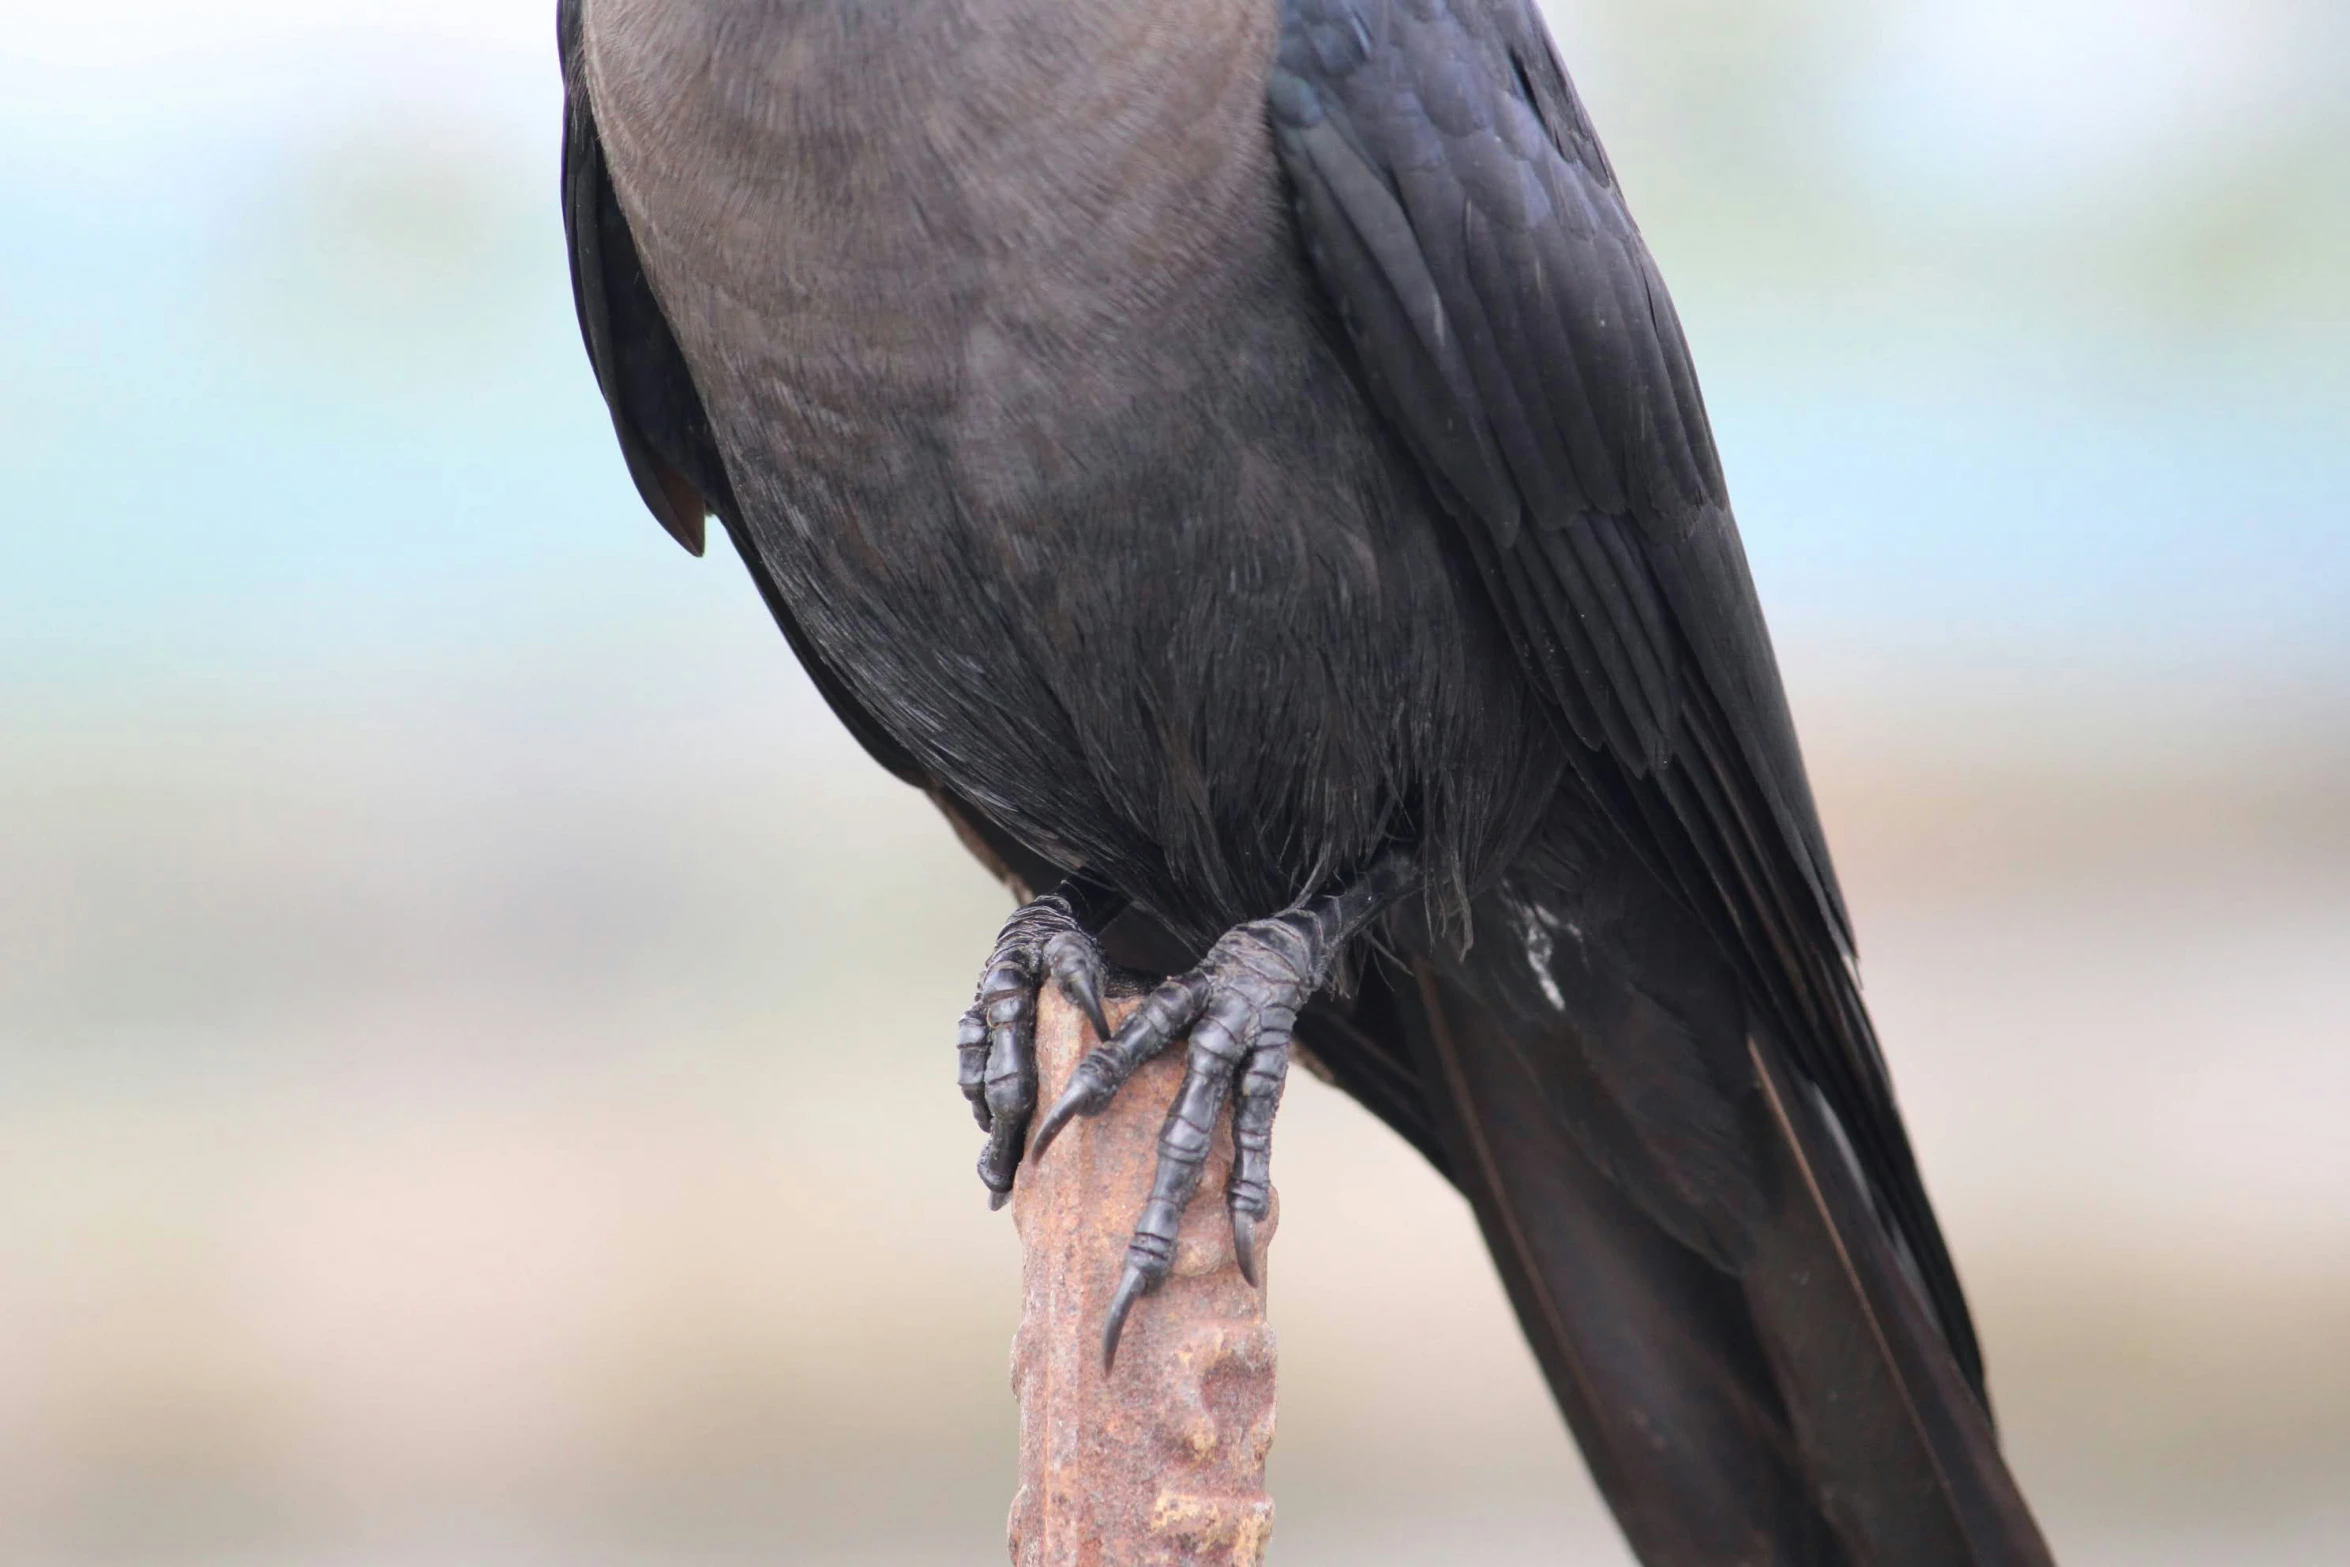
957 881 1123 1209
1029 850 1415 1367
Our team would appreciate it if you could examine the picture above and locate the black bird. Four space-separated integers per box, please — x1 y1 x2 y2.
559 0 2053 1560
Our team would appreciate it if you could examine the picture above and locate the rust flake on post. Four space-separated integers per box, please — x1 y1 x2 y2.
1008 989 1279 1567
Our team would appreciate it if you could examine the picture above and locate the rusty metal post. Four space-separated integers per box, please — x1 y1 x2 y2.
1007 988 1279 1566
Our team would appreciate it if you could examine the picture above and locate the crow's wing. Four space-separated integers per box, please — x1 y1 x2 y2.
559 0 941 790
1269 0 1985 1395
558 0 727 558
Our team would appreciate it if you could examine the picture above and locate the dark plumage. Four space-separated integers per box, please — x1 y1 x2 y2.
558 0 2054 1559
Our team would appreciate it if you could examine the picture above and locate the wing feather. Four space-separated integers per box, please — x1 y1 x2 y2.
1271 0 1983 1395
557 0 936 791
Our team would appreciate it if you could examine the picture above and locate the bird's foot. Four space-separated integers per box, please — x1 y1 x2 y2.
958 890 1114 1210
1029 855 1412 1368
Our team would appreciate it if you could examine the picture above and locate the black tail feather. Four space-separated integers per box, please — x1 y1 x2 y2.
1335 957 2052 1566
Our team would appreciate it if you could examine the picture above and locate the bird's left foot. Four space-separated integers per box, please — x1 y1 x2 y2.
1028 855 1411 1367
957 890 1115 1210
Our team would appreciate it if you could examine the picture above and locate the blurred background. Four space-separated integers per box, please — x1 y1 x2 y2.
1 1 2344 1562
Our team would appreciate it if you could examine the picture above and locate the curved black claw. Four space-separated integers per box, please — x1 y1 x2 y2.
1231 1210 1263 1289
1103 1263 1151 1372
1044 928 1112 1042
955 890 1115 1206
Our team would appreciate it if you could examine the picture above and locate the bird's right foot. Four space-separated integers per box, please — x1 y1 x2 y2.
956 890 1114 1209
1026 850 1416 1367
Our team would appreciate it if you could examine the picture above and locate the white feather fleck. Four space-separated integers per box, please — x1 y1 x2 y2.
1509 895 1567 1013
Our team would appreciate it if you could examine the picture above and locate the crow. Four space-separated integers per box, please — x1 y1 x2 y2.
558 0 2053 1559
